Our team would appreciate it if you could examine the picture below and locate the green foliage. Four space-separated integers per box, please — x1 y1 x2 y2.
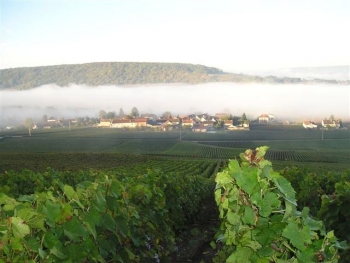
0 168 212 262
318 182 350 263
213 146 347 263
0 62 224 90
2 61 335 91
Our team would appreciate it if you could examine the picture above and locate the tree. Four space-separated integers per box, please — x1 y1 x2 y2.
130 107 139 118
239 113 248 125
42 115 47 123
99 110 107 119
106 111 116 119
24 118 34 136
161 111 172 119
119 108 125 118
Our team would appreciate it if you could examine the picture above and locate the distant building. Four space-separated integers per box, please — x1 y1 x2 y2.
303 121 318 129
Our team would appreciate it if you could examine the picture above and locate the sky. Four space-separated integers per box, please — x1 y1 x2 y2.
1 0 349 72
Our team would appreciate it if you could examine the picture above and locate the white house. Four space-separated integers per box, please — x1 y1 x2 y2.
303 121 318 129
322 119 341 128
258 114 270 123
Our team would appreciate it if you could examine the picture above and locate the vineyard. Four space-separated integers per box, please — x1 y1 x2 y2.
1 147 350 262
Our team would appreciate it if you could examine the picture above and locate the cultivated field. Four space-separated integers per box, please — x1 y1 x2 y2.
0 125 349 173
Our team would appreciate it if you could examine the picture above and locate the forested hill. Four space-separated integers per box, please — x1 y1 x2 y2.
0 62 344 90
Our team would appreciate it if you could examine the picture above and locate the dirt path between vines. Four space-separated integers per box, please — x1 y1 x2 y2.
169 197 220 262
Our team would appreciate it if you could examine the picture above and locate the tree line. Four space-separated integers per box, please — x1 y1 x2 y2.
1 62 341 90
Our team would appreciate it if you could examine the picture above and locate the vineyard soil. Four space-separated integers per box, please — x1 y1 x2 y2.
170 197 220 263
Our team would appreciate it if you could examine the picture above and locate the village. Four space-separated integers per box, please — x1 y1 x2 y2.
9 111 342 133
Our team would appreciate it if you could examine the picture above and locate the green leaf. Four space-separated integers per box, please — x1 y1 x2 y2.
228 160 241 171
41 200 61 227
273 177 296 206
11 217 30 238
233 167 258 195
43 230 60 249
17 208 45 230
115 215 129 237
282 221 312 251
227 210 240 225
82 208 101 239
215 189 222 205
63 185 77 201
63 217 88 242
215 170 233 186
109 180 122 198
251 192 280 217
25 236 41 251
256 146 269 159
226 246 254 263
102 213 116 232
10 237 24 251
296 247 315 263
242 206 256 225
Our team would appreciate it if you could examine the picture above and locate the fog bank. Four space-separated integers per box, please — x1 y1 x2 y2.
1 83 349 126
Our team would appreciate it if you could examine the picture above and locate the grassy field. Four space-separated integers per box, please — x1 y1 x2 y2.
0 126 349 173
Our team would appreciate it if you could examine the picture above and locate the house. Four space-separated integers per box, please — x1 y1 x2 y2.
110 118 148 128
303 121 318 129
258 114 269 123
192 124 207 132
182 119 194 127
140 114 157 122
98 119 112 128
322 119 341 128
223 120 233 128
202 121 216 127
215 113 230 120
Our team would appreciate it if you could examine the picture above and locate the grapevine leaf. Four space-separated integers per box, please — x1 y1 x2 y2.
43 230 60 249
215 171 233 186
282 200 295 220
11 217 30 238
228 160 241 172
233 167 258 195
0 193 18 206
226 247 254 263
38 248 47 259
63 185 78 201
273 177 297 206
214 189 222 205
227 210 240 225
17 208 45 230
50 243 66 259
242 206 256 225
255 146 269 159
301 207 324 233
92 192 106 213
10 237 24 251
282 221 312 251
25 236 41 251
102 213 116 233
82 208 101 239
109 180 122 198
257 246 275 258
251 192 280 217
41 200 61 227
296 248 315 263
115 216 129 237
63 217 88 242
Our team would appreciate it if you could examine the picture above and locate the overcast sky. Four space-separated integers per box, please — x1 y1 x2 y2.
1 0 349 72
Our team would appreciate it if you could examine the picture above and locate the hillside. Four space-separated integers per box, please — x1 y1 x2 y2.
0 62 345 90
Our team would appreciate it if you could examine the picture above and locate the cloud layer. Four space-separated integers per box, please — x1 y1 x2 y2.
1 83 349 126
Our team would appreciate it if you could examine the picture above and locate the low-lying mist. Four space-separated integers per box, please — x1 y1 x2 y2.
0 83 349 126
